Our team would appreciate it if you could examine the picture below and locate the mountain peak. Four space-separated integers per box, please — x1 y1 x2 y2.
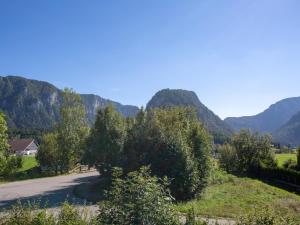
146 89 233 142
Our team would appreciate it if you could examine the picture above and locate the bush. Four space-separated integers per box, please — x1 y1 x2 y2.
97 166 180 225
282 159 297 170
237 208 297 225
258 166 300 186
0 202 94 225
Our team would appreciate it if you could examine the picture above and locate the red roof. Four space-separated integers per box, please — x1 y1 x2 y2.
8 139 35 152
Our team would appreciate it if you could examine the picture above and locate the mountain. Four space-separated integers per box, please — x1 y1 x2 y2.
274 111 300 147
225 97 300 133
146 89 233 141
0 76 139 129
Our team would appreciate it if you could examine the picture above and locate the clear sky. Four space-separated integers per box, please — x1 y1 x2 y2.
1 0 300 119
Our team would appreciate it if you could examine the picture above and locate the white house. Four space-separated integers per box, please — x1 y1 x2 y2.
8 138 39 156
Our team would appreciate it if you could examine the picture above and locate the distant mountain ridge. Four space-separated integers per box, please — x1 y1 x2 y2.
0 76 139 129
274 111 300 147
146 89 233 141
225 97 300 133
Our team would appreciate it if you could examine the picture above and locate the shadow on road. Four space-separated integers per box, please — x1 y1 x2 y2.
0 175 99 211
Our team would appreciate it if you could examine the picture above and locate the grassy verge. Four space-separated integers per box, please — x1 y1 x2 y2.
174 175 300 222
276 153 297 167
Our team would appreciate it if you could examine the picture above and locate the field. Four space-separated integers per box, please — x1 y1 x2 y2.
175 175 300 222
275 153 297 167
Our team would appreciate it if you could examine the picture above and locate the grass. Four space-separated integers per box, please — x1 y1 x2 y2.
18 156 39 172
0 156 42 183
275 153 297 167
174 175 300 222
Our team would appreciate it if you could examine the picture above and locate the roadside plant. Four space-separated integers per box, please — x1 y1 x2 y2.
97 166 180 225
237 208 297 225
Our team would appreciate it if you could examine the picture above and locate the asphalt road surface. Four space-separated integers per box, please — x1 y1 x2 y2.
0 171 99 211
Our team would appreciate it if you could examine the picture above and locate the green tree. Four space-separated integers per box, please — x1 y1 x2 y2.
0 112 22 177
123 108 147 173
217 144 238 173
124 107 212 200
219 130 276 174
84 105 126 176
57 88 89 173
97 167 180 225
297 147 300 169
36 132 60 174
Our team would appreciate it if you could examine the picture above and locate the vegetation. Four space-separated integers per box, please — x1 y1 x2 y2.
37 89 89 174
218 129 276 175
0 202 95 225
146 89 233 143
175 174 300 222
84 104 126 177
18 156 38 172
274 110 300 147
98 167 180 225
85 106 212 200
0 112 22 178
0 76 138 130
237 208 297 225
275 153 297 168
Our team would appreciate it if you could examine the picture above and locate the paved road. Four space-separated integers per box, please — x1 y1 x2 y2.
0 171 99 210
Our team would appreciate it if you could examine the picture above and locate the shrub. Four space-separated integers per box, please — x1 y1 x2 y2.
0 202 94 225
258 166 300 186
283 159 297 170
237 208 297 225
97 167 180 225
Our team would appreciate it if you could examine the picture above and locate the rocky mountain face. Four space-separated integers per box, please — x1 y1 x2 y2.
146 89 233 142
225 97 300 133
0 76 139 129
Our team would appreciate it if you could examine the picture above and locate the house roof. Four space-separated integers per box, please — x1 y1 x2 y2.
8 138 35 152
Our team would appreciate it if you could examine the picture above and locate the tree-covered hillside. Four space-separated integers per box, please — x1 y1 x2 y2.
274 111 300 147
0 76 139 129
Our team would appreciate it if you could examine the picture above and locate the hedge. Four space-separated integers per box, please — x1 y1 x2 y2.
258 166 300 186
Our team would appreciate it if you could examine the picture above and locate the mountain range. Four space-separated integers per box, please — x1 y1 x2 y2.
225 97 300 146
225 97 300 133
0 76 139 129
1 76 300 146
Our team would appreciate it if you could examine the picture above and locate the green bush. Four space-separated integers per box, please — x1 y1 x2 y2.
258 166 300 186
0 202 94 225
97 166 180 225
237 208 297 225
282 159 297 170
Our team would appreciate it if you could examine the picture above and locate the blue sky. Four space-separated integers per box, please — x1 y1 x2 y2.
1 0 300 118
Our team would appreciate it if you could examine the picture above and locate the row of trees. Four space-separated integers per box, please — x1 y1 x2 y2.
83 106 212 200
37 89 89 174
